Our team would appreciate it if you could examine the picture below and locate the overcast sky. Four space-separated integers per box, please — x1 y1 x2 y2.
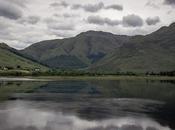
0 0 175 49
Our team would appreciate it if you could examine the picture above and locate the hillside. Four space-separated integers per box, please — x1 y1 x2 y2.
0 43 47 71
90 23 175 73
21 31 130 69
21 23 175 73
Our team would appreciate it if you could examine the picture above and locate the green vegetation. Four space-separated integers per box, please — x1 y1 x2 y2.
0 66 175 77
0 43 48 72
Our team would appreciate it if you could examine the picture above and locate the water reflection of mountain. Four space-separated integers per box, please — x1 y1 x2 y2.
15 80 175 103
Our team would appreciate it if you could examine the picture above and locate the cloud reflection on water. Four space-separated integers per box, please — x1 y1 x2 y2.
0 101 171 130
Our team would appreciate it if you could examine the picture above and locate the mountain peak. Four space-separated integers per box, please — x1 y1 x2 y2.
77 30 116 37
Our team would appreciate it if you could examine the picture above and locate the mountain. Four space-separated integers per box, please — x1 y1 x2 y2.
0 43 47 71
90 23 175 73
21 31 130 69
21 23 175 73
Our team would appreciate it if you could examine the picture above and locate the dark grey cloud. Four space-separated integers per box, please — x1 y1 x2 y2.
105 4 123 11
71 4 82 10
72 2 104 12
87 16 120 26
0 1 23 20
164 0 175 5
87 16 106 25
82 2 104 12
71 2 123 12
146 16 160 25
122 14 143 27
50 1 69 8
87 14 144 27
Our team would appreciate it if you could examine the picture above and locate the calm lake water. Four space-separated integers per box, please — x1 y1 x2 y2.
0 78 175 130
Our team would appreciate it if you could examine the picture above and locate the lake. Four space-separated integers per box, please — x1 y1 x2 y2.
0 78 175 130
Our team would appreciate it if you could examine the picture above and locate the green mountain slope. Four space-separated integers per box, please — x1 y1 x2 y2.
0 43 47 71
90 23 175 73
21 31 130 69
21 23 175 73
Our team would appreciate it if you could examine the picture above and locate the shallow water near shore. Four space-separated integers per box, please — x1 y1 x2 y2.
0 78 175 130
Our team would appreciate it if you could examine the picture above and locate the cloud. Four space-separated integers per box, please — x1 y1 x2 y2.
0 0 23 20
105 4 123 11
71 2 123 12
45 18 75 31
145 1 160 9
164 0 175 5
87 14 144 27
72 2 104 12
54 13 80 18
6 0 27 7
87 16 106 25
0 18 11 30
62 13 79 18
83 2 104 12
87 16 120 26
71 4 82 10
49 30 74 38
50 1 69 8
146 16 160 25
27 16 40 24
49 24 75 31
18 16 40 24
0 19 12 40
122 14 144 27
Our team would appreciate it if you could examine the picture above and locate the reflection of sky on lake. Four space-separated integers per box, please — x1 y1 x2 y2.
0 80 175 130
0 100 171 130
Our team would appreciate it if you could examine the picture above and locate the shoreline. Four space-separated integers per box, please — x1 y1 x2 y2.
0 75 175 81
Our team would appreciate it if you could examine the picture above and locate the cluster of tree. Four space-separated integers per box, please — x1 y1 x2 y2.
31 69 137 76
145 71 175 76
0 68 175 77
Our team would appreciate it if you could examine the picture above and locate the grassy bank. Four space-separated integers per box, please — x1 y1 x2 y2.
1 75 175 82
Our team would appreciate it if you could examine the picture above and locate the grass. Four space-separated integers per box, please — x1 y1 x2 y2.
0 48 48 71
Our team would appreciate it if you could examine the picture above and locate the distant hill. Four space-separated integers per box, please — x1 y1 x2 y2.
0 43 47 71
21 22 175 73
